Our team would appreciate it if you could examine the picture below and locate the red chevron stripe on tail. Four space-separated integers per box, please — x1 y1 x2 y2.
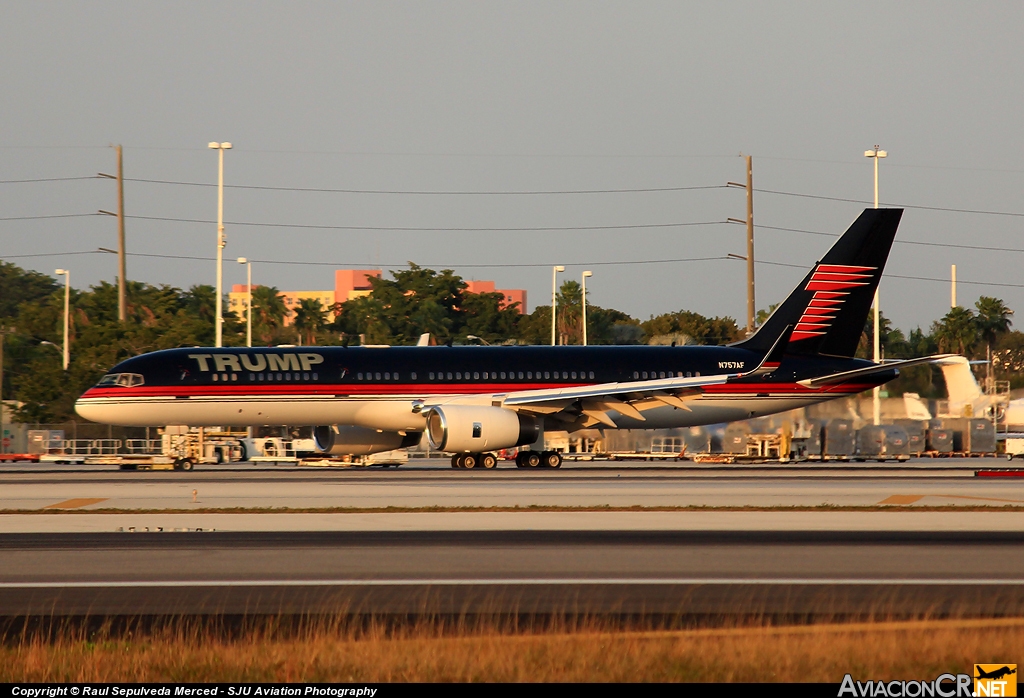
790 264 877 343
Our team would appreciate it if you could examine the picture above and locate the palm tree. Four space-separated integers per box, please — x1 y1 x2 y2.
975 296 1014 387
932 306 978 356
251 286 288 344
292 298 326 345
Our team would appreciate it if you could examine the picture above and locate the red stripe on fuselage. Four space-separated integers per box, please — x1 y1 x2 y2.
79 380 881 401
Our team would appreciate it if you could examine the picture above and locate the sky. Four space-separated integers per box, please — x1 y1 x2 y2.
2 2 1024 333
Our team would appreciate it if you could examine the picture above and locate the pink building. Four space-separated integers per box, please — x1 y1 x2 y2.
464 280 527 314
334 269 383 304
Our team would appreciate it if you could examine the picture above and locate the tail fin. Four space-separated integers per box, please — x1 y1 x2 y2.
732 208 903 357
936 355 983 404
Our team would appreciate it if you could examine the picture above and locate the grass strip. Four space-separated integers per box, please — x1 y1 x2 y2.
4 616 1022 682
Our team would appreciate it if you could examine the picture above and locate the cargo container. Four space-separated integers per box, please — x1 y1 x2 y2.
856 425 911 461
682 426 711 454
892 419 927 456
823 419 856 458
722 423 752 454
926 428 954 454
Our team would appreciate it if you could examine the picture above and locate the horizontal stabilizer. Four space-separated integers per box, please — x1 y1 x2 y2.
797 354 956 389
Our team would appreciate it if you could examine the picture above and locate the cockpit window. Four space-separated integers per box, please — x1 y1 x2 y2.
97 372 144 387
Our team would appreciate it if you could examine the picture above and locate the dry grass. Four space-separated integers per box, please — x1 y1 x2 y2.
3 617 1022 682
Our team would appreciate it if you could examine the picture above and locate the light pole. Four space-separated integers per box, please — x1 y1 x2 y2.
237 257 252 347
864 145 887 425
551 266 565 346
54 269 70 370
209 141 232 347
581 271 592 346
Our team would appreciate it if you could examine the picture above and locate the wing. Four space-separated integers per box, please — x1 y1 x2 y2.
500 326 793 429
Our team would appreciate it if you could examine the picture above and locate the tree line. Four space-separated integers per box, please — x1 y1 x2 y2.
0 259 1018 422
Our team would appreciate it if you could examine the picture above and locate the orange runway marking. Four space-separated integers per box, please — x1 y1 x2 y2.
878 495 925 505
43 498 108 509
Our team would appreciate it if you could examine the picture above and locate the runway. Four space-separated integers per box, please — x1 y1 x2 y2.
2 458 1024 512
1 459 1021 618
2 530 1024 616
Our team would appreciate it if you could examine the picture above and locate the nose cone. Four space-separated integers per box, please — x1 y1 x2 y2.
74 388 107 423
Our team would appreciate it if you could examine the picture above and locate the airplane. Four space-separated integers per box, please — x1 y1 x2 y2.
937 355 1024 427
76 208 953 469
975 666 1016 681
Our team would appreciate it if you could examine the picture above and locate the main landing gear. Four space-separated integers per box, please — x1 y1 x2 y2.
515 450 561 469
451 452 498 469
449 451 562 469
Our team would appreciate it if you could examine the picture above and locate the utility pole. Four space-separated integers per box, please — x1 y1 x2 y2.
727 155 755 334
98 145 128 322
865 146 887 426
209 142 232 348
116 145 126 322
0 329 5 454
951 264 957 308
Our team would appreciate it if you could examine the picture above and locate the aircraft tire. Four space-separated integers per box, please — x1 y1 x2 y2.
524 452 541 468
451 455 462 469
543 451 562 469
463 453 478 469
481 453 498 469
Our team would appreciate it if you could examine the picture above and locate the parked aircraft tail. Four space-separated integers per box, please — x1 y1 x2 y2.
732 208 903 358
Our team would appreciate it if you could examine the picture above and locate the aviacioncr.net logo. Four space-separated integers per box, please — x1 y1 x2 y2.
839 673 973 697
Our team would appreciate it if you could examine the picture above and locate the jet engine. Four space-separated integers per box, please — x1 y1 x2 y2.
425 405 540 453
313 425 422 456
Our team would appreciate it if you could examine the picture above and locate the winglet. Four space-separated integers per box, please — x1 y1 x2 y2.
744 324 792 378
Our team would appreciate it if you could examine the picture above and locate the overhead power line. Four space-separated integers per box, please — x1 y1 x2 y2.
0 176 99 184
122 177 729 195
757 189 1024 218
756 223 1024 255
0 213 98 222
9 249 1024 290
124 214 727 232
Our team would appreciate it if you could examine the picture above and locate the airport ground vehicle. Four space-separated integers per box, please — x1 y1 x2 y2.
77 209 951 469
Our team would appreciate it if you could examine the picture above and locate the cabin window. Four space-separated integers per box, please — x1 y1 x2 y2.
375 372 381 380
249 373 255 381
527 372 533 379
303 373 309 380
482 372 488 379
454 372 461 380
633 372 639 379
562 371 568 379
232 374 238 382
411 372 417 380
276 373 282 381
429 372 434 380
518 372 524 379
447 372 453 380
642 372 648 379
313 373 318 380
589 372 595 379
212 374 219 382
500 372 506 379
384 372 390 380
357 372 363 380
571 371 577 379
686 371 692 378
474 372 480 379
659 372 666 379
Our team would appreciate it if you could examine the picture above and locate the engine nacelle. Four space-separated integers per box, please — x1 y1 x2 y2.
313 425 422 456
426 405 540 453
